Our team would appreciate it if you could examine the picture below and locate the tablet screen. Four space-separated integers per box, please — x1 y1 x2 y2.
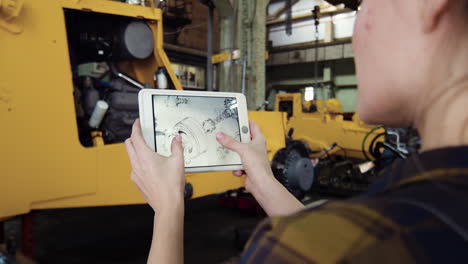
152 95 242 168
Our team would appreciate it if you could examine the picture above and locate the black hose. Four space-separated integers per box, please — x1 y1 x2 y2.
369 132 386 159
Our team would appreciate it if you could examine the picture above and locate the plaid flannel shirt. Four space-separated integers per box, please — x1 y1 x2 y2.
239 146 468 263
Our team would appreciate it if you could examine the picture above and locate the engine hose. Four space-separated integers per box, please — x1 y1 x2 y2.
362 126 384 160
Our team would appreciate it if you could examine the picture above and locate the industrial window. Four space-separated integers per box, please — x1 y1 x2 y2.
304 87 315 101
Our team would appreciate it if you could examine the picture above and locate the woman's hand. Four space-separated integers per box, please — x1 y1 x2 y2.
216 120 304 216
125 120 185 212
216 121 275 195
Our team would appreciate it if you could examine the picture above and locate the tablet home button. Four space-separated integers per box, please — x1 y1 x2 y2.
242 126 249 134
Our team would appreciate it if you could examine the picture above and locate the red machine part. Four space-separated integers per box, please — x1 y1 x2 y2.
218 190 264 215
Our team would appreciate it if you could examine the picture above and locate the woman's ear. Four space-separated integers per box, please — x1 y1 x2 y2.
421 0 450 33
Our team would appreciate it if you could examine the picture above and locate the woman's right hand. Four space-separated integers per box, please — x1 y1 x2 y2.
216 121 304 216
215 121 275 195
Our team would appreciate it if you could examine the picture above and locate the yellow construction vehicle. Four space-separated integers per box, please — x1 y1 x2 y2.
0 0 287 220
275 93 383 160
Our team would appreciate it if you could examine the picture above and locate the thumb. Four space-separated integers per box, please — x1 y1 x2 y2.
216 132 245 154
170 135 184 160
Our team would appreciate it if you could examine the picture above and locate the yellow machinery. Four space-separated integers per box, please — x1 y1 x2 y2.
271 93 384 197
0 0 286 219
276 93 384 160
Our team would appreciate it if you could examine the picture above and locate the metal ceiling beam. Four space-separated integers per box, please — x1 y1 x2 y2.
267 8 352 27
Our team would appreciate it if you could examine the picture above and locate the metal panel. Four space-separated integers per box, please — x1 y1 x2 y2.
325 45 344 60
305 47 326 62
1 0 98 218
272 52 290 65
289 50 307 64
61 0 162 19
33 111 287 209
343 43 354 58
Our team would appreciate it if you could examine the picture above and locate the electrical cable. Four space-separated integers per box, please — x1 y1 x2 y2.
361 126 384 160
368 132 386 159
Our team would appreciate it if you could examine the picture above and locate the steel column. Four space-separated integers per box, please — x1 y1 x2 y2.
247 0 268 110
207 4 214 91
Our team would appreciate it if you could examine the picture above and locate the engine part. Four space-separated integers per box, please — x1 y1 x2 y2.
184 183 193 199
81 77 100 115
115 21 154 60
88 100 109 129
285 156 315 192
111 64 146 89
312 157 377 196
156 68 168 89
65 11 154 63
77 76 141 144
272 141 315 197
101 92 139 143
386 127 421 155
108 78 142 93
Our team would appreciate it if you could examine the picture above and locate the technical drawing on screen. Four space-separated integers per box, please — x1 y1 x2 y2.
152 95 242 168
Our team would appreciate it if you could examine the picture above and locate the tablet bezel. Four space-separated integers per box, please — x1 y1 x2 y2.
138 89 251 173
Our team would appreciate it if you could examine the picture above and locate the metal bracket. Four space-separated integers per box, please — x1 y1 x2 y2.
0 0 24 34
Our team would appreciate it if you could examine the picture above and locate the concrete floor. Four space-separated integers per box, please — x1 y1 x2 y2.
32 195 264 264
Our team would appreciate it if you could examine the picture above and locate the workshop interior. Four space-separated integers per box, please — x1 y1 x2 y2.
0 0 422 263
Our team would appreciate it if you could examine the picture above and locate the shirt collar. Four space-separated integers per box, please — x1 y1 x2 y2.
367 146 468 195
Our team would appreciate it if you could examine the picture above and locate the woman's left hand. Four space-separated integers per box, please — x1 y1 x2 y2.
125 120 185 212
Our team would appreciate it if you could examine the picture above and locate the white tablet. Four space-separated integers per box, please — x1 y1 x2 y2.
138 89 251 173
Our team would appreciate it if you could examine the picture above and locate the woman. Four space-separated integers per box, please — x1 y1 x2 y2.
124 0 468 262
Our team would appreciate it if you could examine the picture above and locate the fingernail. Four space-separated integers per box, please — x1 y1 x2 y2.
216 133 224 141
176 135 182 142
